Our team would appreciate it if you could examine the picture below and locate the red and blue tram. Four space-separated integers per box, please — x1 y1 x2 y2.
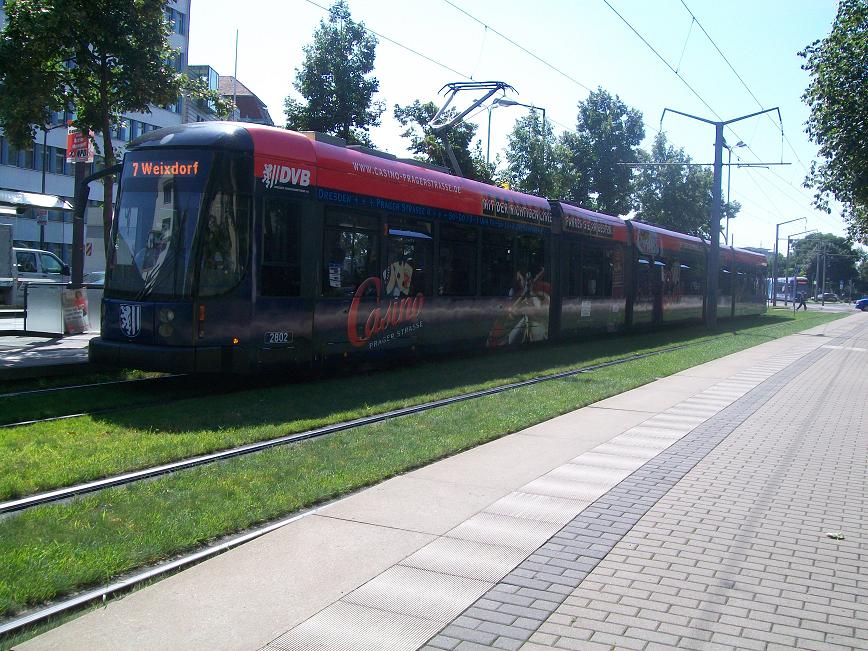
89 122 767 373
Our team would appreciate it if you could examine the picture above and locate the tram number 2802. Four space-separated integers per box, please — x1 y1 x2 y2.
264 331 292 345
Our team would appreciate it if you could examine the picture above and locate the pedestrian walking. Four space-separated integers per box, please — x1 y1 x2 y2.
796 291 807 311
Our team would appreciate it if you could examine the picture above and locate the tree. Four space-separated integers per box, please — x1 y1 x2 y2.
285 0 384 146
800 0 868 243
789 232 862 291
502 111 558 196
0 0 227 253
558 88 644 215
632 132 740 238
393 100 492 182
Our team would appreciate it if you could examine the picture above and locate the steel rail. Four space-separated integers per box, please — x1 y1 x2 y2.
0 374 184 400
0 344 689 516
0 503 326 638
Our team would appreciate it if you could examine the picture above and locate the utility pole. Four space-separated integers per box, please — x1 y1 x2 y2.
821 245 828 306
661 107 781 327
814 244 822 302
784 229 817 305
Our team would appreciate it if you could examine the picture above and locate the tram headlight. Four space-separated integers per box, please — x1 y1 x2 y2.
158 323 174 338
158 308 175 323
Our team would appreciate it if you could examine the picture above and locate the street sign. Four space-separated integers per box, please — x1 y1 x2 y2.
66 126 95 163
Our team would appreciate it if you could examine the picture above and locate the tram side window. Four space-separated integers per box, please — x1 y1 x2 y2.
386 217 433 296
515 234 547 294
438 223 478 296
566 242 582 297
260 199 301 297
581 244 613 298
481 231 513 296
199 192 250 297
719 265 732 296
322 211 379 297
677 255 704 296
636 256 654 300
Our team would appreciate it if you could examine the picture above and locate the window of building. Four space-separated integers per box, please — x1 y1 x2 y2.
438 223 477 296
260 199 301 297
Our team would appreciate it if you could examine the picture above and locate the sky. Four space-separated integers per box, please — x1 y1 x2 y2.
187 0 849 252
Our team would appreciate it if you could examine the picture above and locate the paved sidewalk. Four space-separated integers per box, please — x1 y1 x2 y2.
17 314 867 651
426 319 867 651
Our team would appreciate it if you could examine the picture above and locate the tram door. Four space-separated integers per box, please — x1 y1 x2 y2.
254 197 311 365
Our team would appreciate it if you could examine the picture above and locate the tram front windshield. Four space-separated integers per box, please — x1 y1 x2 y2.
108 150 214 300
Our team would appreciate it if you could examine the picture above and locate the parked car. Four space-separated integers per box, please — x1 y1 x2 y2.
815 292 838 302
855 297 868 311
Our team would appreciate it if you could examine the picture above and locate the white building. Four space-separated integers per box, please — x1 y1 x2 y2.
0 0 194 274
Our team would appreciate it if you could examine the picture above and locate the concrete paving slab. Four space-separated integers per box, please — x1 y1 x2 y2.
517 406 652 440
19 516 434 651
399 536 530 583
446 512 563 551
342 565 491 622
408 424 637 491
266 601 442 651
590 383 705 413
318 475 505 536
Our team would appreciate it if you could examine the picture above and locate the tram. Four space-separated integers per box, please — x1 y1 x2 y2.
89 122 767 373
767 276 810 303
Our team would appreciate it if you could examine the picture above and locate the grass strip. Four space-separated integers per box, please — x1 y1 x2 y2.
0 310 847 619
0 311 845 501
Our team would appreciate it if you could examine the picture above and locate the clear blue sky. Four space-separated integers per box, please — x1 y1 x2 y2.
188 0 847 251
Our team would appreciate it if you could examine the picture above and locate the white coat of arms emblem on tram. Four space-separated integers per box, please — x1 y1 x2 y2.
119 304 142 337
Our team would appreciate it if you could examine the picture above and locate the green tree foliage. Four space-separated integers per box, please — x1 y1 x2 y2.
0 0 229 250
393 100 492 182
503 111 557 196
800 0 868 243
558 88 644 215
631 132 740 239
284 0 384 147
789 232 862 289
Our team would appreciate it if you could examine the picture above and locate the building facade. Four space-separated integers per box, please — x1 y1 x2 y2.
0 1 192 273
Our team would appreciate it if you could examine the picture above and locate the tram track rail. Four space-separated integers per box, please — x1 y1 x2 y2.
0 374 259 428
0 374 184 400
0 343 691 516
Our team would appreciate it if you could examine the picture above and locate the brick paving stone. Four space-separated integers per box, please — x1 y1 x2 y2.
418 320 867 650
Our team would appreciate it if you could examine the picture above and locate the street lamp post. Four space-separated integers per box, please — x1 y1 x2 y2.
770 217 804 306
487 98 546 171
784 229 816 306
